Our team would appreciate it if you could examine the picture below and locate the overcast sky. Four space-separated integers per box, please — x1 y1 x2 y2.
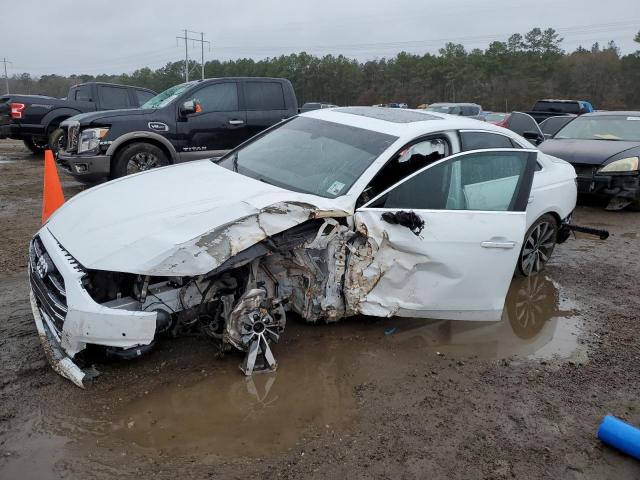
2 0 639 76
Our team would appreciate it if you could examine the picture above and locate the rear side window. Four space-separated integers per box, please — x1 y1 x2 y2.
98 86 131 109
460 131 521 150
244 82 286 111
135 89 155 106
73 85 91 102
191 82 239 112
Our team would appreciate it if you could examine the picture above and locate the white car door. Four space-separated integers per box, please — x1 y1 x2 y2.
346 148 538 321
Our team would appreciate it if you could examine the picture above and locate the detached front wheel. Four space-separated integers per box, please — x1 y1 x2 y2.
112 142 169 179
517 214 558 277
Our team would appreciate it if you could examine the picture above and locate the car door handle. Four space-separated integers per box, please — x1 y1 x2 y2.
228 119 244 125
481 241 517 249
528 195 535 204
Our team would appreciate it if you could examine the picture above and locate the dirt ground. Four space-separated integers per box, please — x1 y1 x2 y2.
0 138 639 479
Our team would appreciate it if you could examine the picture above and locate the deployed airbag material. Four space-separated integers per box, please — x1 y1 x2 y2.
598 415 640 460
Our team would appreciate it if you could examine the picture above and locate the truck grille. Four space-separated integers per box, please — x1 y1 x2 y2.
66 121 80 152
29 236 67 334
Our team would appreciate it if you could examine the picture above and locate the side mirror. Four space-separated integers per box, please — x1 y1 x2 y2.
181 100 201 116
523 130 545 145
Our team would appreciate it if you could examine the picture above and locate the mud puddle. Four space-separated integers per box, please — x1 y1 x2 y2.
0 275 583 476
106 344 358 458
383 275 584 362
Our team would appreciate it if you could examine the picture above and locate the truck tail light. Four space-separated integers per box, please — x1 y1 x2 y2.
10 103 26 119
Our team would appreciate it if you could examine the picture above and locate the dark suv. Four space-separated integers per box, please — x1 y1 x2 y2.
57 77 298 180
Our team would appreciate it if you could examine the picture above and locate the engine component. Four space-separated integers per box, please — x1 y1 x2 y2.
225 288 286 375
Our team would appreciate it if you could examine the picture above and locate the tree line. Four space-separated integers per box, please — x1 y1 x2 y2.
6 28 640 112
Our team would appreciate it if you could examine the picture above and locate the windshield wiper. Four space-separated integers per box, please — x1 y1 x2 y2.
258 177 275 186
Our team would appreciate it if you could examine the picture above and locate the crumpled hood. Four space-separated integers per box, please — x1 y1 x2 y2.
45 161 348 276
539 139 640 166
64 108 154 126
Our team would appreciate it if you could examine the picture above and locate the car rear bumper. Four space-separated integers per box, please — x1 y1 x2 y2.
0 123 17 139
57 150 111 181
0 123 46 139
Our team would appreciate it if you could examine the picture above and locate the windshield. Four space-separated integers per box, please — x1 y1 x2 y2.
554 116 640 141
217 117 398 198
141 82 196 109
426 105 452 114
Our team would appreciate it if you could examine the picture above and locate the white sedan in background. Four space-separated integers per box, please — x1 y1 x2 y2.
29 107 576 386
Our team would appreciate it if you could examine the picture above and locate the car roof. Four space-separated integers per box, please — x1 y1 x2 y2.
581 111 640 117
300 106 522 142
429 102 480 107
72 82 156 92
537 99 580 103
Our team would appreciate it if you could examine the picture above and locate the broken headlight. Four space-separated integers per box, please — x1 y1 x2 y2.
78 127 109 154
598 156 639 174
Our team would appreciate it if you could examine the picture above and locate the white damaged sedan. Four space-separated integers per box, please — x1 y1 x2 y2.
29 107 576 386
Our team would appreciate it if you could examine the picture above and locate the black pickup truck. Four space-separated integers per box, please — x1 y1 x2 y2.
524 99 594 124
0 82 156 154
57 77 298 181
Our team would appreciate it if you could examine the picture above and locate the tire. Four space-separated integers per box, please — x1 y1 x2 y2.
517 214 558 277
112 142 169 179
23 137 48 155
48 128 65 156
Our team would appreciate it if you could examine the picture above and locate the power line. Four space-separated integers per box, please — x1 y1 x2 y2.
1 57 11 94
211 19 640 55
176 30 210 81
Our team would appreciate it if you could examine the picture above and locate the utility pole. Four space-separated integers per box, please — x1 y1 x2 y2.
1 57 11 94
176 30 210 82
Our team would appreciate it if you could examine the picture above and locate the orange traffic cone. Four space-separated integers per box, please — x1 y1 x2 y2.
41 149 65 224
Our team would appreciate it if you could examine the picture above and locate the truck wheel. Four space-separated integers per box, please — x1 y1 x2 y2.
48 128 65 156
517 214 558 277
23 137 48 155
112 142 169 178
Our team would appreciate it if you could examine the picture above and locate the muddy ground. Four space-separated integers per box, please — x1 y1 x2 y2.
0 138 639 479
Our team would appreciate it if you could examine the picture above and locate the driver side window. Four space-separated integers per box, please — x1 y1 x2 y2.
190 82 239 113
368 150 533 212
356 136 450 207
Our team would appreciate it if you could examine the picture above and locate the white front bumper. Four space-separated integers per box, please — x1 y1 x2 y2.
29 227 158 385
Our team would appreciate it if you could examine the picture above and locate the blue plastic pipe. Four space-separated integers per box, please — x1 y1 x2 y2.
598 415 640 460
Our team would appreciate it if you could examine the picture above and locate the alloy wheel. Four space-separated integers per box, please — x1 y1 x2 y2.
521 220 556 276
126 152 160 174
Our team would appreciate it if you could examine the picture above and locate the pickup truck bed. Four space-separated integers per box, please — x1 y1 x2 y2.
0 83 156 154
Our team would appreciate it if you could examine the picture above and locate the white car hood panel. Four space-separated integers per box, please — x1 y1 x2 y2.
46 160 349 276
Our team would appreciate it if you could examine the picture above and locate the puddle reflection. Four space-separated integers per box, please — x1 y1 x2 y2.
388 275 581 361
108 338 356 457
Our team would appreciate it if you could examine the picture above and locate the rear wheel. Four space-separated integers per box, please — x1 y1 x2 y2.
112 142 169 179
23 137 48 155
48 128 65 156
517 214 558 277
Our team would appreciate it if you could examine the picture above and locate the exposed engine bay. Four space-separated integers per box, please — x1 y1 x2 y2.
81 219 359 374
